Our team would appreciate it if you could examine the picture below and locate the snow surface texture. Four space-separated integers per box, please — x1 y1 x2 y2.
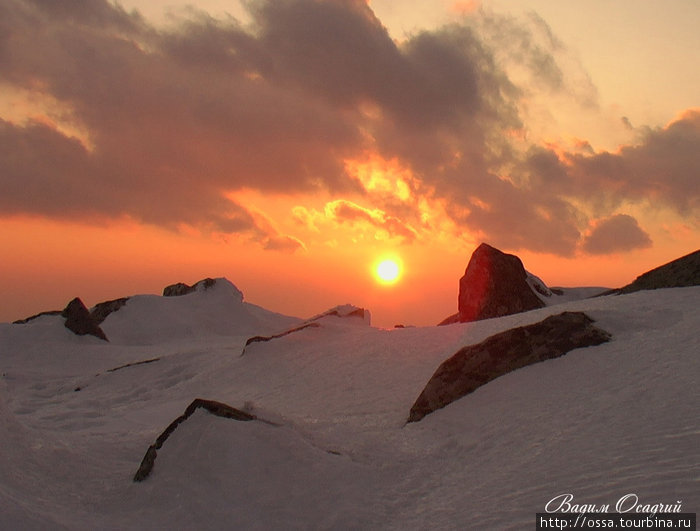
1 280 698 529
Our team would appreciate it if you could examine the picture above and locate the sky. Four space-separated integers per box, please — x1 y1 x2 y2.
1 0 698 327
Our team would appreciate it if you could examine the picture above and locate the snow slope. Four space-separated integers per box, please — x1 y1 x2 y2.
0 283 698 529
100 277 302 345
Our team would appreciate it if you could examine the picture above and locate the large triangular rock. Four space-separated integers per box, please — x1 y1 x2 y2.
457 243 545 322
62 297 108 341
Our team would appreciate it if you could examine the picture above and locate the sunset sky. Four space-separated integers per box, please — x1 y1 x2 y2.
1 0 698 327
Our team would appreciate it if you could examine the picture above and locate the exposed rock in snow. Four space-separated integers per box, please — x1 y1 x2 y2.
61 298 108 341
240 304 371 355
106 357 160 373
308 304 371 326
162 277 241 299
456 243 545 322
618 248 700 294
526 271 552 299
437 312 460 326
12 310 62 324
90 297 129 324
241 322 321 356
162 282 193 297
133 398 257 482
408 311 611 422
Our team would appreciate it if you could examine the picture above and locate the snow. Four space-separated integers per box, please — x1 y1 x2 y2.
100 278 301 346
1 282 698 529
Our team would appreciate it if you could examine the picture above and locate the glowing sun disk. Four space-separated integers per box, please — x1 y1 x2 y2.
376 258 401 284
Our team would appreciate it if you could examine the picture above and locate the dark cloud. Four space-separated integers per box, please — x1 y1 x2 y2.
0 0 696 256
582 214 653 255
559 111 700 216
0 0 361 238
445 171 582 255
0 0 516 235
0 118 258 233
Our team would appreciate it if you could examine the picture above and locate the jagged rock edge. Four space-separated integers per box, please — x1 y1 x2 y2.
241 322 321 356
12 310 63 324
133 398 259 482
107 357 160 373
162 278 217 297
90 297 130 324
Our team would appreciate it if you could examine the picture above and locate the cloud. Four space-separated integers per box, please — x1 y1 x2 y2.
582 214 653 255
520 110 700 218
263 234 306 253
0 0 518 198
0 0 361 229
0 118 259 232
567 110 700 215
325 199 418 242
0 0 696 256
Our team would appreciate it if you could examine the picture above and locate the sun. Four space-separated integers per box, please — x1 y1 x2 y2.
375 258 402 284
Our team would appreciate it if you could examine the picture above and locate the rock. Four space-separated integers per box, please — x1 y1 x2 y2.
457 243 545 322
162 282 195 297
550 288 564 296
193 278 217 291
133 398 257 482
437 313 461 326
13 310 62 324
308 304 371 325
62 297 108 341
241 323 321 356
618 249 700 294
106 357 160 373
408 312 611 422
526 271 553 298
162 277 221 297
90 297 129 324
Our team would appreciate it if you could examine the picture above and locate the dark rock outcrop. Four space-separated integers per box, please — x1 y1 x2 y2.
162 278 217 297
90 297 129 324
62 298 108 341
408 312 611 423
162 282 194 297
309 306 370 323
106 357 160 373
13 310 62 324
457 243 545 323
241 322 321 356
618 249 700 294
133 398 256 482
437 313 461 326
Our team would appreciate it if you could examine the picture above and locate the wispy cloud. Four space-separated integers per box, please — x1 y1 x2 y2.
325 199 418 242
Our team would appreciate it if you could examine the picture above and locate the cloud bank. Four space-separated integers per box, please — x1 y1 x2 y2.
0 0 697 255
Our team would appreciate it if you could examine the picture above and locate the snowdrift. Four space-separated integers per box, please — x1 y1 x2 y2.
1 282 698 529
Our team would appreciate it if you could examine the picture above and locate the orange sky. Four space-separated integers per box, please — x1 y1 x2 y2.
1 0 698 327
